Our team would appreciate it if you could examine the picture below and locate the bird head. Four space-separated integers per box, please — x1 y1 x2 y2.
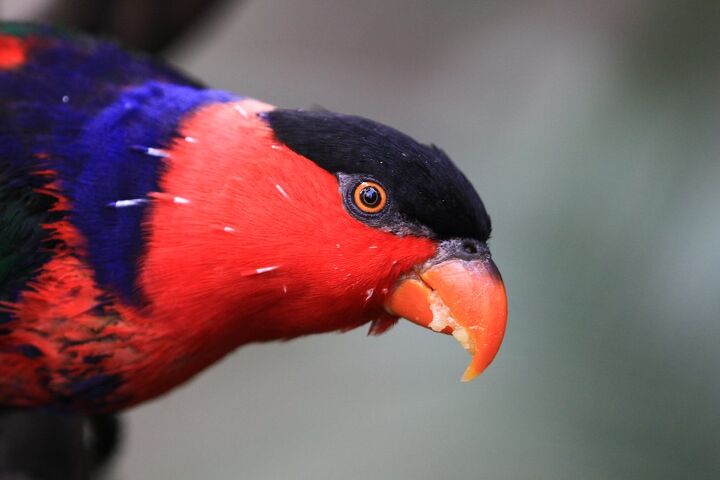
139 99 507 381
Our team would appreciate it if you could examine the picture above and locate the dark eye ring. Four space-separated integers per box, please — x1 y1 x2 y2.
353 181 387 213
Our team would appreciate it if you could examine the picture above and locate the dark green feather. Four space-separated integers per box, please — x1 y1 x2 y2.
0 165 65 322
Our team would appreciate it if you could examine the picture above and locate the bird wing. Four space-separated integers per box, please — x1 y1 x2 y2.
0 22 209 312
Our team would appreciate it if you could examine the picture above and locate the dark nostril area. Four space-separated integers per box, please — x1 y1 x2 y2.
461 239 480 255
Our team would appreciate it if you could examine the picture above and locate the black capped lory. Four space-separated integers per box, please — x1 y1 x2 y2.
0 23 507 413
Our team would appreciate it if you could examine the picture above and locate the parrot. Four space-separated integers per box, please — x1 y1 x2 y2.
0 23 507 417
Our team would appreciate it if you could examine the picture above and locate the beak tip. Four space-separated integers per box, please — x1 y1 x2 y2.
460 357 487 382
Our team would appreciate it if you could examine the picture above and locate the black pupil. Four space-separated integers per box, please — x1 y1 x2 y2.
361 186 381 207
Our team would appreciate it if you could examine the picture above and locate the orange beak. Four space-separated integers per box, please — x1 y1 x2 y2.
384 253 507 381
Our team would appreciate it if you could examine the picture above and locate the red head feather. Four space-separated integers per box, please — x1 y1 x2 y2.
137 99 438 380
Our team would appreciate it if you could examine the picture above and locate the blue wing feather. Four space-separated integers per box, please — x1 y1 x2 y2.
0 22 234 304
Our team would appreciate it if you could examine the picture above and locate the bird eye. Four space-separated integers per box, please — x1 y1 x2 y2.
353 181 387 213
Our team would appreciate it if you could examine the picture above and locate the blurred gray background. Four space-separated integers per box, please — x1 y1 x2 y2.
4 0 720 479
